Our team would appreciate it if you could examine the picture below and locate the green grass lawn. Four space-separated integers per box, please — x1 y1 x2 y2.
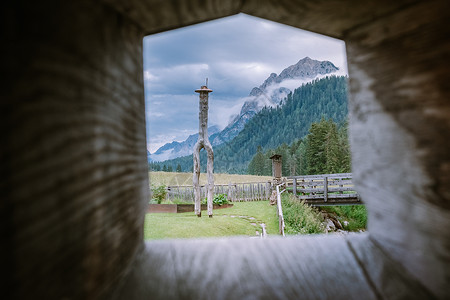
144 201 278 240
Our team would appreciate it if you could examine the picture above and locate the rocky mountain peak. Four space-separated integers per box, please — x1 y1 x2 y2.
255 57 338 93
276 57 339 83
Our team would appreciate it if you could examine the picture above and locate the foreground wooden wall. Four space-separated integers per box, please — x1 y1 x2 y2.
1 1 149 298
1 0 449 299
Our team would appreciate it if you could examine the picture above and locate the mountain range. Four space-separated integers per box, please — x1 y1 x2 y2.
148 57 339 162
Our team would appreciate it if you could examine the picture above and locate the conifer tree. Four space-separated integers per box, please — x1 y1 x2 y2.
305 118 328 174
324 120 340 173
248 146 265 175
295 141 307 175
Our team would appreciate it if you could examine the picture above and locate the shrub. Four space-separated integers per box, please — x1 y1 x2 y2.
213 194 229 206
282 194 325 234
151 185 167 204
202 193 229 206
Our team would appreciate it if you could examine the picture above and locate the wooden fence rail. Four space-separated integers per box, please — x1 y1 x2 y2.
276 182 286 236
286 173 362 206
164 182 272 203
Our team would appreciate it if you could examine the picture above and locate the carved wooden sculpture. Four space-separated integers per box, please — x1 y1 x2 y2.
193 85 214 217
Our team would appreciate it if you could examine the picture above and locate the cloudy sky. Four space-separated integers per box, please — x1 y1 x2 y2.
144 13 347 153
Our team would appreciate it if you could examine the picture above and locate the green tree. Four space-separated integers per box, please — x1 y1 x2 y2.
305 118 329 174
304 118 350 175
338 121 351 173
324 120 340 173
167 165 173 172
176 164 182 172
295 140 307 175
248 146 265 175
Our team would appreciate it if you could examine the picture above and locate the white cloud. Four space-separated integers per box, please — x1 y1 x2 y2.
144 70 157 81
210 96 250 129
147 111 164 118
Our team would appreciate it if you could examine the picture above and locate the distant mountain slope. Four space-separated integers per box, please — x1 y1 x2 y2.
148 57 338 162
152 75 348 174
149 125 220 162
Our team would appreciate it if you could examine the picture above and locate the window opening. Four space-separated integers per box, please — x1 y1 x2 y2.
143 13 358 240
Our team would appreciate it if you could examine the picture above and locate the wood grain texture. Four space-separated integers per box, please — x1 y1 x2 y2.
101 0 242 35
241 0 419 39
1 1 148 298
114 234 434 299
346 1 450 297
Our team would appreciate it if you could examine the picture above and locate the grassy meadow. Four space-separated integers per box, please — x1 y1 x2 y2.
144 201 278 240
145 172 366 239
149 171 272 187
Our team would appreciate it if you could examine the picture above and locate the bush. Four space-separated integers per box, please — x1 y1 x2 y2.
202 193 229 206
151 185 167 204
282 194 325 234
213 194 229 206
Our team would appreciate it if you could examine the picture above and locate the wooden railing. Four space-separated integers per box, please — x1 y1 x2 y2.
165 182 272 202
286 173 361 205
276 182 286 236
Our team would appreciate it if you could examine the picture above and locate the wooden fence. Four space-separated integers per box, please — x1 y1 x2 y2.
276 182 286 236
164 182 272 203
286 173 362 205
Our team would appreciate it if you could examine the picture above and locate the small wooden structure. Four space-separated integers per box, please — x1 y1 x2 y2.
193 84 214 217
270 154 282 179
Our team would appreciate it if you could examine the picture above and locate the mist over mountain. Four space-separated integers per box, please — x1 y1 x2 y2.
148 57 338 162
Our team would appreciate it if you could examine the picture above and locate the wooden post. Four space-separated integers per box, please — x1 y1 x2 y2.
324 176 328 202
293 178 297 197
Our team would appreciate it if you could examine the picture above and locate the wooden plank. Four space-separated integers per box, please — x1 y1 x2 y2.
299 193 359 200
308 201 365 206
293 178 297 196
327 179 353 186
327 187 356 192
287 173 352 179
297 188 325 193
296 182 326 188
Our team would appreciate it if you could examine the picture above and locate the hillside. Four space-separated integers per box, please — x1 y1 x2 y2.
151 75 348 174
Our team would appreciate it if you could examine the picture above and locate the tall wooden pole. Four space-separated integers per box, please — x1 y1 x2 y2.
193 84 214 217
